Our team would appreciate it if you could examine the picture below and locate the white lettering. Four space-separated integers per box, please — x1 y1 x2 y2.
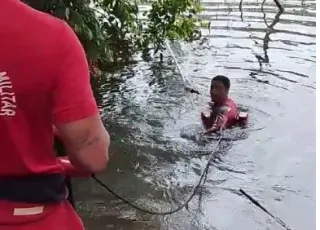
0 71 16 117
2 100 16 109
0 71 7 78
0 80 9 84
0 73 9 84
0 85 12 94
2 96 16 103
0 92 14 96
0 109 15 116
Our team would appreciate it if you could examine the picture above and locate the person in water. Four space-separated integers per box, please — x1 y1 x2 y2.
201 75 247 134
0 1 110 230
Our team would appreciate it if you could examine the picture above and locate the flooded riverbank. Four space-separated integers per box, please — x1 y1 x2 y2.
73 0 316 229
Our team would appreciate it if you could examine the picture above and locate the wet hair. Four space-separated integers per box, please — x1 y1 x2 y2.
211 75 230 90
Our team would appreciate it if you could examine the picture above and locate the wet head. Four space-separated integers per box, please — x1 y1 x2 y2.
210 75 230 105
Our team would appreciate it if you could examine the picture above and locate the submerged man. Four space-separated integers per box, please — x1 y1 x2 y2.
201 75 247 134
0 1 110 230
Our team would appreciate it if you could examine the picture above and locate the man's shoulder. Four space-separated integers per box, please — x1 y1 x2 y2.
225 98 237 108
19 4 75 58
24 7 67 35
5 0 66 31
3 1 70 53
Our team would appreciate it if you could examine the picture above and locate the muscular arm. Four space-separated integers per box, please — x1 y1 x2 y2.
52 22 110 173
55 115 110 173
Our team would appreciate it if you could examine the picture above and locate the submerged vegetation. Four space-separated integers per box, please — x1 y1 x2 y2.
24 0 204 72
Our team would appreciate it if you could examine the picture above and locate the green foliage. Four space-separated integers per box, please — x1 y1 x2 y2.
139 0 203 55
23 0 204 70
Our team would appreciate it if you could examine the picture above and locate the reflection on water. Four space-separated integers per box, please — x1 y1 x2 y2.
73 0 315 229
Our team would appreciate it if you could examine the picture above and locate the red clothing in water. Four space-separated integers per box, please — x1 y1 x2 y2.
0 0 98 229
201 98 239 132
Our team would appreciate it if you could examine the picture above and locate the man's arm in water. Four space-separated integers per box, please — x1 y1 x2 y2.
204 105 231 135
52 22 110 173
201 102 215 129
201 112 212 129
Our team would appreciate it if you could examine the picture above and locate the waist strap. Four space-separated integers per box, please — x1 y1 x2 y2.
0 173 67 203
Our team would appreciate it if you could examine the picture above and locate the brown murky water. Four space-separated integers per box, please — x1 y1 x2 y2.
72 0 316 229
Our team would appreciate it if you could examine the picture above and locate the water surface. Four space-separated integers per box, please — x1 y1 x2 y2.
73 0 316 229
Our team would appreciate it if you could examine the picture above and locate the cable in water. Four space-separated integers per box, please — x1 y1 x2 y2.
92 135 223 215
92 144 292 230
164 40 200 95
90 136 292 230
239 189 292 230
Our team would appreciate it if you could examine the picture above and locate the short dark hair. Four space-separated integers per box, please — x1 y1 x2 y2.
211 75 230 90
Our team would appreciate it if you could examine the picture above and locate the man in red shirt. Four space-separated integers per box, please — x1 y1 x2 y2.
0 0 110 229
201 75 247 134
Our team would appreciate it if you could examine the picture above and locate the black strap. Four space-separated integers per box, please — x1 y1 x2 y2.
54 134 75 207
0 173 67 203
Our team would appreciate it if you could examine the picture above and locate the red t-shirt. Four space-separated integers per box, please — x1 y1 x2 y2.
202 98 239 131
0 0 98 176
222 98 238 127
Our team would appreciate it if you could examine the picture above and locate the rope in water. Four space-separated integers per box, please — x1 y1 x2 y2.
165 40 188 85
239 189 292 230
164 40 200 94
91 140 292 230
91 134 223 215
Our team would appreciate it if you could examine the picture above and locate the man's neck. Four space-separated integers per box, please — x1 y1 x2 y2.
212 98 228 107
